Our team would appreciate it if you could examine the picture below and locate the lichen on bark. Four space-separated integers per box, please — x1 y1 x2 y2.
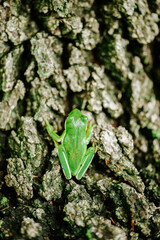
0 0 160 239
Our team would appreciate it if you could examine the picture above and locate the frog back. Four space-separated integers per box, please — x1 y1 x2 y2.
63 110 88 175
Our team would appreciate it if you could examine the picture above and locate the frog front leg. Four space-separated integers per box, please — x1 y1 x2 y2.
86 122 95 144
46 120 65 146
58 145 72 179
76 147 95 180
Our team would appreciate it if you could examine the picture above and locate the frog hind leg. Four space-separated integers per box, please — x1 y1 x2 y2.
58 145 72 179
76 147 95 180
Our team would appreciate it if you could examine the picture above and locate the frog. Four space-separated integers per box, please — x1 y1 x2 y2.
45 108 96 180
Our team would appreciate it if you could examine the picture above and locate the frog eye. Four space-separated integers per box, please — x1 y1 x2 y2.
81 115 87 122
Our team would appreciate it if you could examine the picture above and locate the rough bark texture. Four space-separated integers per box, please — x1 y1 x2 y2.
0 0 160 239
